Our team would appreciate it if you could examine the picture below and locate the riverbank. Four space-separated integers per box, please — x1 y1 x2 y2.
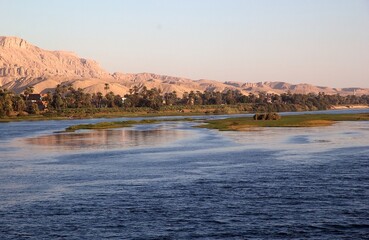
0 110 218 123
0 105 247 123
330 105 369 110
1 104 369 123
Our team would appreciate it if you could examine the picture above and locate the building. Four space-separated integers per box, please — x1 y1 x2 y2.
27 94 47 111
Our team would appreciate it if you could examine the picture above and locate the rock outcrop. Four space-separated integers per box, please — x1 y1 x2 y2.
0 36 110 82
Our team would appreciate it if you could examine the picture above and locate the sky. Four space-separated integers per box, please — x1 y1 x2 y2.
1 0 369 88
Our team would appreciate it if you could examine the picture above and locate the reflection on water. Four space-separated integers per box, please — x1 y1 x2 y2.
222 121 369 147
25 126 188 151
219 121 369 163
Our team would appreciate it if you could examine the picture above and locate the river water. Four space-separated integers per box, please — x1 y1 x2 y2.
0 110 369 239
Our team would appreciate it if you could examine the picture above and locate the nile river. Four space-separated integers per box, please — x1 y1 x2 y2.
1 110 369 239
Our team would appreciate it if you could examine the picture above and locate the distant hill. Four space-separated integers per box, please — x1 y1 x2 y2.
1 36 368 96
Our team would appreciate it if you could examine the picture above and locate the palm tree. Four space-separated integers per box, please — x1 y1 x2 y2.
0 88 14 116
12 95 26 113
104 83 110 95
96 92 103 108
23 86 34 101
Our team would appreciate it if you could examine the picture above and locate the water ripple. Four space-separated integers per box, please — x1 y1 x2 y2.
0 120 368 239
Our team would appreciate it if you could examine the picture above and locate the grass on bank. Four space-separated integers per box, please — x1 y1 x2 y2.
0 105 251 122
200 113 369 131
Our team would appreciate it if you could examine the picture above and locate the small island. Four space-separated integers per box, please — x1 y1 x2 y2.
199 113 369 131
64 118 194 132
65 119 159 132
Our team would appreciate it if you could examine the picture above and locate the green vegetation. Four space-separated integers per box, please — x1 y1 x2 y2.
253 112 281 120
1 84 369 122
200 113 369 131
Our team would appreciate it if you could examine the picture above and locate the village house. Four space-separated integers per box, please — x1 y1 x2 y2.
27 94 48 111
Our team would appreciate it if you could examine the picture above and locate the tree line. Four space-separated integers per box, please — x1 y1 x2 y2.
1 84 369 117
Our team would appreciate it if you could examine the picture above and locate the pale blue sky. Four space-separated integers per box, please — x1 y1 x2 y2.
1 0 369 87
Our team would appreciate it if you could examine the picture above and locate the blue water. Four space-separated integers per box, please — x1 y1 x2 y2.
1 111 369 239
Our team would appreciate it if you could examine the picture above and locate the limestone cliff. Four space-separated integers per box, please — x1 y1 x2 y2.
0 36 111 87
0 36 368 96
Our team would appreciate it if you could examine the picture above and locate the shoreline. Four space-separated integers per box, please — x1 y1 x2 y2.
0 110 243 123
330 105 369 110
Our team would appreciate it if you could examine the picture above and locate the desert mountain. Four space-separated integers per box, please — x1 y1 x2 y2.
1 36 368 96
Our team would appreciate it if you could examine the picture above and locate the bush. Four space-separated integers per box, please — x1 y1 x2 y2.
253 112 281 120
26 103 40 115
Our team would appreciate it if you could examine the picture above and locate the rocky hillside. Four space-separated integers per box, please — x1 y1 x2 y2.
0 36 114 93
1 36 368 96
